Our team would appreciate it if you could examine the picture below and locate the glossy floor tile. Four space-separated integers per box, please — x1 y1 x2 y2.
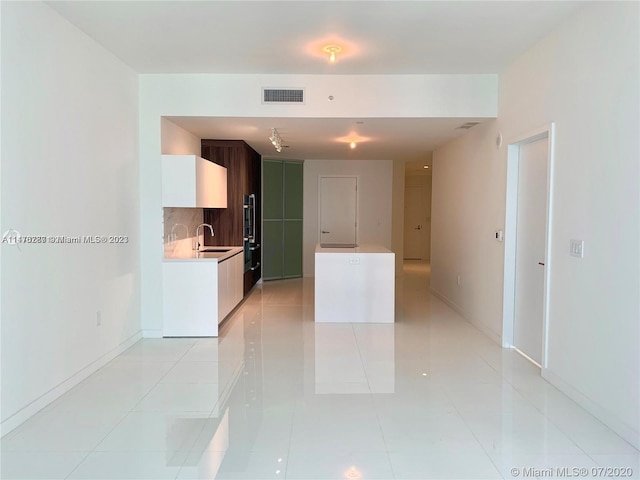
1 262 638 479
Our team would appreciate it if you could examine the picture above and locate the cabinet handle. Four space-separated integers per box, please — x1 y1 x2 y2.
250 193 256 243
249 244 260 251
538 262 545 266
322 230 330 234
250 262 261 271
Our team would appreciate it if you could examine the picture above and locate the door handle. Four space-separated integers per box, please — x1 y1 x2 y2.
414 225 422 230
322 230 330 234
250 262 261 271
538 262 545 266
250 193 256 243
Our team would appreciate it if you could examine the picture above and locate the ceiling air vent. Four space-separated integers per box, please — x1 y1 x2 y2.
456 122 480 130
262 88 305 104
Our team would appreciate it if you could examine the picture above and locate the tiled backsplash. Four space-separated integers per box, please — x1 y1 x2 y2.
163 207 203 257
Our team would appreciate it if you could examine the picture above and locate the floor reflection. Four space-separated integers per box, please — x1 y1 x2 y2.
2 262 637 479
314 324 394 394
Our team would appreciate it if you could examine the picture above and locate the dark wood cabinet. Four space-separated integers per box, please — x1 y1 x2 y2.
201 140 261 295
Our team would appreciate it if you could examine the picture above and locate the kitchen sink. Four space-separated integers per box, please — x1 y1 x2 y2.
199 248 232 253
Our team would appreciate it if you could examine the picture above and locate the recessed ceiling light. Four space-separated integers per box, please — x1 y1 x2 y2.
336 133 371 146
423 165 429 169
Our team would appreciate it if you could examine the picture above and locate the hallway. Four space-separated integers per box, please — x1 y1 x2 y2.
1 263 637 479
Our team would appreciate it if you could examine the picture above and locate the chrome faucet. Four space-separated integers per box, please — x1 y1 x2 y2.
194 223 214 251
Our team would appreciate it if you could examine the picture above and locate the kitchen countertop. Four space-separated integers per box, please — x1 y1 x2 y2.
163 246 243 263
315 243 393 254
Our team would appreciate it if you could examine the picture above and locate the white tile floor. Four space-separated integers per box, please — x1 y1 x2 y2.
1 262 638 479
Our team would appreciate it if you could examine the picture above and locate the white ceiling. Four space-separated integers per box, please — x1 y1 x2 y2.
47 1 583 75
47 0 584 168
168 116 485 164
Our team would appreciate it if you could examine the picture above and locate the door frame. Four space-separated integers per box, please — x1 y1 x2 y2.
502 123 555 370
403 183 427 260
318 175 359 244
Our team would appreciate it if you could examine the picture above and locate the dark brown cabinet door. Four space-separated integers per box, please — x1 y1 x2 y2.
245 145 262 293
201 140 262 295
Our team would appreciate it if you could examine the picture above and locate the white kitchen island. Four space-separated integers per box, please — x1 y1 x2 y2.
314 243 395 323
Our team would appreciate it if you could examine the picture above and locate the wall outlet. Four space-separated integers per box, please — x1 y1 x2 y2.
349 257 360 265
96 311 102 326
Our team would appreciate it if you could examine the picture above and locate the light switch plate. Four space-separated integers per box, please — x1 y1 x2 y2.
570 239 584 258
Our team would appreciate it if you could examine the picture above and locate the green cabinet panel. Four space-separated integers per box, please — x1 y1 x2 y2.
263 159 303 279
263 160 283 220
263 221 284 280
283 221 303 278
284 162 304 220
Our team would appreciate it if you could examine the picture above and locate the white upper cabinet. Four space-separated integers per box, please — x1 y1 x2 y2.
162 154 227 208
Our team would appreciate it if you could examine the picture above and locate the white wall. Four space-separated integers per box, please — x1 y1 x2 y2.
161 117 201 156
302 160 393 276
139 73 498 335
431 2 639 447
1 2 140 434
431 119 505 343
391 160 406 275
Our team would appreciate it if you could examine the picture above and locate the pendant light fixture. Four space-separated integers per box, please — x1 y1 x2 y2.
322 45 342 63
269 128 283 153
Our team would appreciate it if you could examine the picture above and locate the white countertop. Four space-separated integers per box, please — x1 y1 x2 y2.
163 246 243 263
315 243 393 254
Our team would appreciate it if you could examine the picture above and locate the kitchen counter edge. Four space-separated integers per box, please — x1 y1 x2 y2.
163 246 244 263
315 243 393 254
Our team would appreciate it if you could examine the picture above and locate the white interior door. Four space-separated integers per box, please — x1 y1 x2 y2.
404 185 426 259
513 137 548 365
319 176 357 245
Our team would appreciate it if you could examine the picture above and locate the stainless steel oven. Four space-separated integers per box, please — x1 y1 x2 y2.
243 194 259 273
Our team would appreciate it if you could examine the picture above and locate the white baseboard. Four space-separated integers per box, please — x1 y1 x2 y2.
542 368 640 451
0 330 143 438
142 329 163 338
429 288 502 346
429 288 639 450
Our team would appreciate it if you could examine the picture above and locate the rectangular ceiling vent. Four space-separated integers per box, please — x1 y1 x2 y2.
262 88 305 104
456 122 480 130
